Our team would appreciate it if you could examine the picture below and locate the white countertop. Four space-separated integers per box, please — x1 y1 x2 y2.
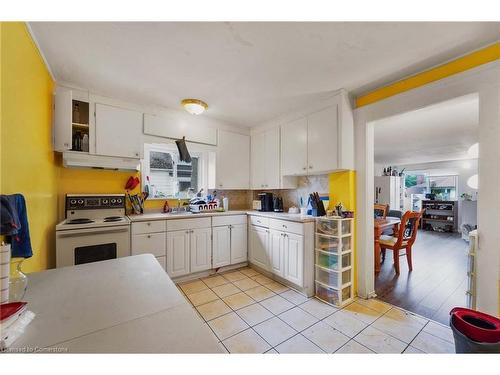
11 254 222 353
128 210 316 223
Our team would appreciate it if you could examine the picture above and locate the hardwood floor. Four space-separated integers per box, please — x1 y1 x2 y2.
375 231 468 325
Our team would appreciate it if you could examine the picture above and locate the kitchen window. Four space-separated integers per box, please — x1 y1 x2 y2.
142 143 206 199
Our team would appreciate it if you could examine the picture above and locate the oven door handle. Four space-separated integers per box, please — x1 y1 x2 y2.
57 227 129 238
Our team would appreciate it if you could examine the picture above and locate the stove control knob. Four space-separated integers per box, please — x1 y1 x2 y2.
111 199 116 204
102 199 108 204
116 198 122 204
77 199 84 205
70 199 77 205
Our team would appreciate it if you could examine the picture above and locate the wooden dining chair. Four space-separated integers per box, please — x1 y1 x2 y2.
374 204 389 219
379 210 423 274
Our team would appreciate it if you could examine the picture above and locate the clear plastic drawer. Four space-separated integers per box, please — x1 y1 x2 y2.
315 282 352 307
315 250 351 270
315 233 351 253
316 218 352 236
315 266 351 288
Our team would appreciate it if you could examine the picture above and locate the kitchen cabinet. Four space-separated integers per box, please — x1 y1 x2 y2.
166 230 190 278
248 225 270 271
190 228 212 273
230 224 247 264
281 117 308 176
307 105 338 174
280 90 353 176
283 232 304 286
251 127 295 190
95 103 143 159
215 130 250 189
53 86 92 153
248 215 314 296
269 229 284 277
212 215 248 267
212 225 231 268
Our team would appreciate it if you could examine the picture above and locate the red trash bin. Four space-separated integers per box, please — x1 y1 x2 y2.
450 307 500 353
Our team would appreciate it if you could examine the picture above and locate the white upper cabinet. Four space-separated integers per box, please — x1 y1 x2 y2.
280 90 354 176
215 130 250 189
281 117 308 176
95 103 143 159
251 127 294 190
307 105 338 174
53 86 73 152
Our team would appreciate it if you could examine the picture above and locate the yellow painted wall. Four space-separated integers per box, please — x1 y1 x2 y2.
356 42 500 108
0 22 57 273
328 170 357 294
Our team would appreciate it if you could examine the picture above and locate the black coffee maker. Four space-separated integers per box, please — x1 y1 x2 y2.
273 196 284 212
258 192 274 212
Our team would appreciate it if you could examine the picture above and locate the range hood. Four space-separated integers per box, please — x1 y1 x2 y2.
62 151 140 171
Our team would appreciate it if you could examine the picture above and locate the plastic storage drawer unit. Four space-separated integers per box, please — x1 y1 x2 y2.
315 250 351 270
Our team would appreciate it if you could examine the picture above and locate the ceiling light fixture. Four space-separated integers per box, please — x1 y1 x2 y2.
181 98 208 115
467 143 479 158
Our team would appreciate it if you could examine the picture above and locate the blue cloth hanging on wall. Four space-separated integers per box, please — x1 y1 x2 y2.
0 194 33 258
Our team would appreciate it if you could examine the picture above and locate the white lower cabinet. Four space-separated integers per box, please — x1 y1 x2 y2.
212 221 248 268
230 224 247 264
249 225 271 271
167 227 212 278
156 256 166 270
212 225 231 268
269 229 284 277
166 230 191 278
249 217 311 292
283 232 303 286
190 228 212 273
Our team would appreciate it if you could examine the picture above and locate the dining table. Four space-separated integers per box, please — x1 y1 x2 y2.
374 217 401 273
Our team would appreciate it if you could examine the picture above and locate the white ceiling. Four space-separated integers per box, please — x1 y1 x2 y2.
374 94 479 165
30 22 499 127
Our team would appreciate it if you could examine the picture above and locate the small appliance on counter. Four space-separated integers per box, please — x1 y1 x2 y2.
258 192 274 212
273 196 284 212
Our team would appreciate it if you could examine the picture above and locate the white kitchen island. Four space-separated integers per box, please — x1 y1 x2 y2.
10 254 223 353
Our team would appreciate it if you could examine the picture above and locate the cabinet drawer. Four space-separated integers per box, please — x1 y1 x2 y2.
156 256 166 270
131 220 166 234
212 214 247 227
131 232 167 257
166 217 211 231
249 215 269 228
269 219 303 235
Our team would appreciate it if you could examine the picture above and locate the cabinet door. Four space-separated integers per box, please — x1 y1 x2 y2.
53 87 73 152
212 225 231 268
307 106 338 174
251 131 266 189
265 127 281 189
190 227 212 273
248 225 270 271
284 233 303 287
216 130 250 189
281 117 307 176
166 230 190 278
230 224 247 264
269 230 284 277
95 103 143 159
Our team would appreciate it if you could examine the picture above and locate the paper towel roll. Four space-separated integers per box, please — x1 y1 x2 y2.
1 243 11 304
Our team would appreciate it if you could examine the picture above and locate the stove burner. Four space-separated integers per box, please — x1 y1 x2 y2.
67 218 94 224
104 216 124 222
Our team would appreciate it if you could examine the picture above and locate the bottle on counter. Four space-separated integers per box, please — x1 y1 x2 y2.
222 197 229 211
82 134 89 152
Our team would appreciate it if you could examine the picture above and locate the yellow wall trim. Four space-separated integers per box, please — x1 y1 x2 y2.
356 43 500 108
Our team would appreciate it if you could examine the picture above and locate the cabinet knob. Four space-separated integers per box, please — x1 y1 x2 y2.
309 166 313 169
135 153 139 157
302 167 307 170
147 235 151 238
147 222 151 226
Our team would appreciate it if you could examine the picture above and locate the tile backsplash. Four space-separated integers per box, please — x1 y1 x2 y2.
215 174 330 211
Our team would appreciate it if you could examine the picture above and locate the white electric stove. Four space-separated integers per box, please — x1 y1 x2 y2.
56 194 131 268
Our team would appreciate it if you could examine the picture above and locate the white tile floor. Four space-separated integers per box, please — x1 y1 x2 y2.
177 267 456 354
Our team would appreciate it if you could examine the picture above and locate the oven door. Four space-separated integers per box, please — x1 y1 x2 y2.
56 225 130 268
